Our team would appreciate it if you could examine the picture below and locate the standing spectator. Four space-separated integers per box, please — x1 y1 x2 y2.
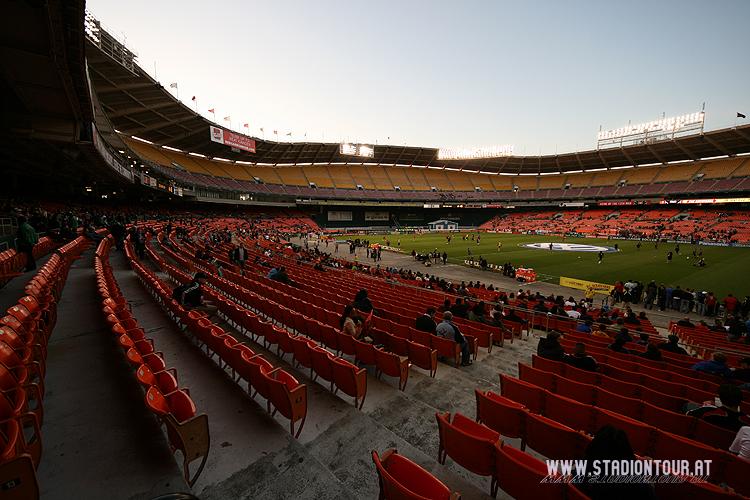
16 216 38 272
724 294 740 317
436 311 472 366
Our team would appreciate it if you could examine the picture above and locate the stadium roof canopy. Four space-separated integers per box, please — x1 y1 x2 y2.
86 30 750 175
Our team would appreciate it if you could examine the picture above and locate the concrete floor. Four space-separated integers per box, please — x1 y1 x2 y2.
34 250 188 500
18 237 698 499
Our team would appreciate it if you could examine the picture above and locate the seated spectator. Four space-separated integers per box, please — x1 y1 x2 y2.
580 426 657 499
658 334 689 356
639 343 662 361
268 266 292 285
576 319 593 334
468 301 486 323
504 308 525 325
692 353 732 377
565 343 598 372
450 298 469 318
676 316 695 328
608 336 630 354
615 327 632 343
635 333 650 346
533 301 549 313
440 299 452 312
591 325 610 339
353 289 373 313
710 319 725 333
340 304 363 339
435 311 472 366
537 331 565 361
730 425 750 460
566 308 581 320
731 358 750 388
172 272 217 317
415 307 437 334
687 384 746 432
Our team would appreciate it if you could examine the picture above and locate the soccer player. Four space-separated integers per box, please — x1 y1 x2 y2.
667 251 673 263
597 251 603 264
497 241 502 251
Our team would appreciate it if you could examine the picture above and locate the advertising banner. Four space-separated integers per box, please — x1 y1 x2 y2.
209 125 256 153
327 211 353 221
559 276 613 294
364 211 390 221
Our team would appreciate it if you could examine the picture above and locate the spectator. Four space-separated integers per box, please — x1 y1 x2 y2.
416 307 437 334
450 298 469 319
658 334 689 356
435 311 472 366
16 216 38 272
724 294 740 316
730 426 750 460
537 331 565 361
639 343 662 361
352 289 373 313
580 425 657 499
339 304 363 339
731 358 750 388
615 327 632 343
468 301 487 323
691 353 732 377
565 343 598 372
608 336 630 354
676 317 695 328
576 319 593 334
268 266 292 285
566 308 581 320
635 333 650 346
172 272 217 317
687 384 746 432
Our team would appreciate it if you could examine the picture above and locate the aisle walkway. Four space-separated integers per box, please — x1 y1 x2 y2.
34 248 187 500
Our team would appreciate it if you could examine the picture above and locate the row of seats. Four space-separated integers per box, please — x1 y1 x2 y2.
437 411 589 499
519 362 737 450
156 238 371 408
372 448 461 500
162 228 434 386
498 372 750 495
139 239 310 436
0 235 88 500
0 236 56 285
670 322 750 361
474 389 746 500
98 236 209 486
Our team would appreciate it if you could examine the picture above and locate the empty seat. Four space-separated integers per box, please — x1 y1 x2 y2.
495 443 566 499
372 449 459 500
331 357 367 409
523 413 590 460
474 390 526 440
375 348 410 391
436 412 500 496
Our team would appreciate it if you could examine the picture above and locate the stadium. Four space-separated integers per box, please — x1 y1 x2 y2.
1 1 750 499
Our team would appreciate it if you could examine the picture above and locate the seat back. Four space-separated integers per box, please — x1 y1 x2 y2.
475 390 526 439
495 443 566 500
499 374 546 414
372 449 454 500
436 412 499 477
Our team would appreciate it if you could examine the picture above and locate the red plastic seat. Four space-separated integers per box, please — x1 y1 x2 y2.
594 409 655 456
145 386 197 423
291 336 315 371
337 331 356 357
436 412 500 496
310 346 335 389
375 348 410 391
474 390 526 440
406 341 437 378
499 374 546 414
518 363 557 392
354 339 377 367
523 413 590 459
544 393 596 435
430 336 461 367
651 430 724 481
594 387 643 417
331 357 367 409
495 443 566 499
372 449 459 500
265 369 307 438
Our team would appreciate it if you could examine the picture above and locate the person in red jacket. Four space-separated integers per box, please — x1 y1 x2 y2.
724 294 739 316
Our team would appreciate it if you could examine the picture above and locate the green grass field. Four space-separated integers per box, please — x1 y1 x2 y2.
347 232 750 298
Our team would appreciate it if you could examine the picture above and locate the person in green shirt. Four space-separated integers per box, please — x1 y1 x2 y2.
16 216 38 271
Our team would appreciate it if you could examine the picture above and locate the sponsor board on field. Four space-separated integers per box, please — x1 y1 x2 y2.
522 242 618 253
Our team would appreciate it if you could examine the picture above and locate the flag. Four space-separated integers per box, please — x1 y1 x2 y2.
259 127 264 132
286 132 292 136
191 96 196 101
208 108 215 113
243 123 249 128
273 130 278 135
739 112 747 119
223 116 231 121
169 82 178 88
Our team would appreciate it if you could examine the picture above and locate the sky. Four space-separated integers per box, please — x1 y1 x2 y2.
87 0 750 155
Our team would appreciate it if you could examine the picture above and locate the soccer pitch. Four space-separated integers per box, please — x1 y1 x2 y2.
349 232 750 298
